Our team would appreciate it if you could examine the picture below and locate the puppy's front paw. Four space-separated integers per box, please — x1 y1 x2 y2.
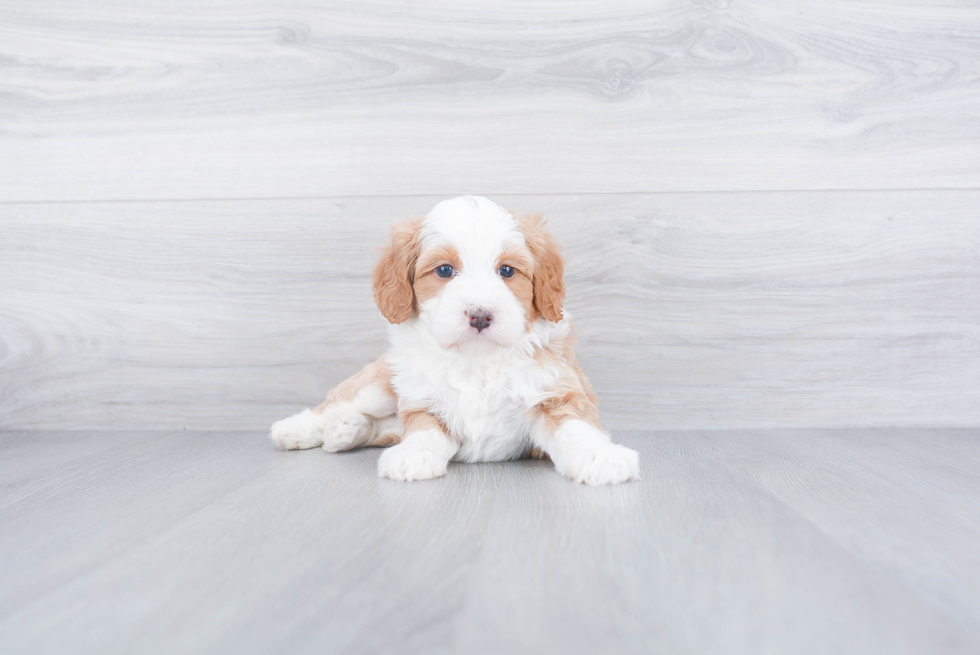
377 442 449 481
320 403 372 453
557 442 640 485
270 410 325 450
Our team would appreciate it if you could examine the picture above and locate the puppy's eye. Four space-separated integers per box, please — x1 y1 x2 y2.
435 264 455 278
498 265 515 279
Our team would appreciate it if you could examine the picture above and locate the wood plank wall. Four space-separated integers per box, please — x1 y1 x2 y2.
1 1 978 430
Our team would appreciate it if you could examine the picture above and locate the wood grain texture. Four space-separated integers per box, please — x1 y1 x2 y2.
0 429 978 654
0 430 505 655
454 431 980 654
2 0 979 201
2 192 978 431
701 429 980 633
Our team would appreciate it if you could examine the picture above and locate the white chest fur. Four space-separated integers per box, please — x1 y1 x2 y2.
386 318 569 462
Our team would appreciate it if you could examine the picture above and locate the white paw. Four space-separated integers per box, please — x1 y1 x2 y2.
320 403 372 453
270 410 325 450
377 442 449 481
556 442 640 485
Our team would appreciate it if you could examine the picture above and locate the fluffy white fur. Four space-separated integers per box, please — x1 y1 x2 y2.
271 196 640 485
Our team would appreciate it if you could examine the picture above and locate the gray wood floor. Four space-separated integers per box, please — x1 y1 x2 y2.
1 429 978 654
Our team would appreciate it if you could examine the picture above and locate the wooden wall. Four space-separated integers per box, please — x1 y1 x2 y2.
1 1 978 430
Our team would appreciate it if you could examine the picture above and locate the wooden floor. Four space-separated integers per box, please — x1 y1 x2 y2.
1 429 978 654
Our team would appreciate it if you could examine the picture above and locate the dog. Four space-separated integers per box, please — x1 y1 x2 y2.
270 196 640 484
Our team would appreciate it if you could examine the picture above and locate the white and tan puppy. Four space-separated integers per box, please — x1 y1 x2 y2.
270 196 639 485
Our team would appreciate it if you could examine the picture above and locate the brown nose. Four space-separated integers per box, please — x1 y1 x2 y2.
467 308 493 332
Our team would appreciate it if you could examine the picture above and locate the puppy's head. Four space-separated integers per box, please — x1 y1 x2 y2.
372 196 564 351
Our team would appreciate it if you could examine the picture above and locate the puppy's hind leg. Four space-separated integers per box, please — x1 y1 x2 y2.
314 404 371 452
270 357 398 452
270 408 328 450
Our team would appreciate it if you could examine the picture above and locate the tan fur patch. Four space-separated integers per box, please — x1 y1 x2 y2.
372 218 423 324
528 447 550 460
414 244 460 306
416 244 461 275
531 326 602 432
400 407 450 436
496 246 534 274
536 384 601 432
313 356 393 413
516 214 565 322
372 432 403 448
497 245 536 325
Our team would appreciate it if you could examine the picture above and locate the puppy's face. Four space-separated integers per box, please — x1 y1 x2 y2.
372 196 565 352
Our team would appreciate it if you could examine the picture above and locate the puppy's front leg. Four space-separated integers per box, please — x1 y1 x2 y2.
539 419 640 485
377 409 458 481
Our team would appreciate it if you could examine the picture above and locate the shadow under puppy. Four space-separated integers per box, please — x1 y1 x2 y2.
270 196 639 484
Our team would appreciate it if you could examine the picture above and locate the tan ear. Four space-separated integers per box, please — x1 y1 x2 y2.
519 214 565 322
372 218 423 324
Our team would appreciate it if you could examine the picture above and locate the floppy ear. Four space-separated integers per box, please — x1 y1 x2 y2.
372 218 423 324
519 214 565 322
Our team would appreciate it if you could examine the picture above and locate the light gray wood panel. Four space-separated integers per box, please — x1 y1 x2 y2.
2 0 979 201
0 429 978 654
2 191 978 431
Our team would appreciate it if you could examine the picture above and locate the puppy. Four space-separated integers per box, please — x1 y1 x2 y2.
270 196 639 485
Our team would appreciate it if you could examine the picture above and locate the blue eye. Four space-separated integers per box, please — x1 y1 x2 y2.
498 265 515 279
435 264 454 278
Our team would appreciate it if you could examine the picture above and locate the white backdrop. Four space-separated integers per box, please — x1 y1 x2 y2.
2 1 978 430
